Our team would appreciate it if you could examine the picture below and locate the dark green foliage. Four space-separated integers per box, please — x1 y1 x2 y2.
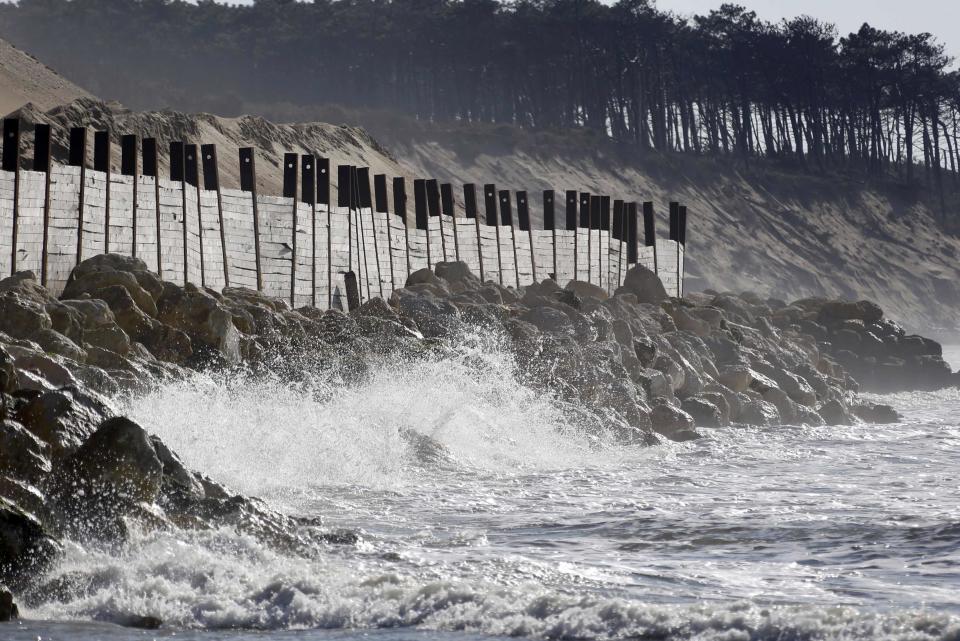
0 0 958 202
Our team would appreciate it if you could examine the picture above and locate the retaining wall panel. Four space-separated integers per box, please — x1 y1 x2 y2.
134 176 160 273
0 169 15 277
46 165 82 293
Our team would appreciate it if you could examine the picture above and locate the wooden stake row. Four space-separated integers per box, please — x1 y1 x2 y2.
0 119 688 306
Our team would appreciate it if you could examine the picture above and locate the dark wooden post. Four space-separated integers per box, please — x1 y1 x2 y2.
318 157 331 307
483 183 502 284
185 144 204 286
301 154 316 306
669 201 680 297
202 144 228 287
3 118 21 275
441 183 459 262
350 165 369 301
463 183 483 281
94 130 111 253
375 173 395 290
393 177 410 279
239 147 262 290
628 202 639 264
121 134 138 258
590 195 601 287
678 204 687 297
612 199 625 287
337 164 353 277
566 190 577 282
642 201 656 272
425 178 445 262
499 190 519 286
414 178 430 270
170 141 186 280
600 195 610 291
283 152 298 305
357 167 382 298
517 190 535 283
142 137 159 276
33 124 52 285
543 189 556 281
579 192 591 283
69 127 88 267
345 270 361 311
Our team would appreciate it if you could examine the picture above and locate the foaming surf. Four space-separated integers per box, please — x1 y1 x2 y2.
13 337 960 640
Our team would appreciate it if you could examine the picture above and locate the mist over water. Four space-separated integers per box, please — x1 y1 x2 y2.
11 340 960 640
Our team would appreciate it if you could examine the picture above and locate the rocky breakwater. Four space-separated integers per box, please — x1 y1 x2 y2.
1 253 957 622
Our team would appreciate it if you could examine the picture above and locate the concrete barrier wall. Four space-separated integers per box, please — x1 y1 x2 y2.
0 160 687 309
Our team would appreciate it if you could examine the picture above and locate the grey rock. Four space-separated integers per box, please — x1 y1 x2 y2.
616 266 668 304
0 502 61 592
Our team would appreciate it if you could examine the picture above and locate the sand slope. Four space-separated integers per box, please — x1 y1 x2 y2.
1 35 956 335
0 37 92 115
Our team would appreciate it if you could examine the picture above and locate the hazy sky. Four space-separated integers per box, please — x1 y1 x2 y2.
654 0 959 59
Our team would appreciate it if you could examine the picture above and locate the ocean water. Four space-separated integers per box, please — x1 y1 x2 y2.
4 344 959 641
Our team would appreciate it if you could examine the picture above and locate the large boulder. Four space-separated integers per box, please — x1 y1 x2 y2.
62 269 158 318
739 398 781 426
818 300 883 326
0 502 61 592
0 586 18 621
29 328 87 362
435 262 482 292
156 284 241 364
649 402 698 441
565 280 609 303
0 292 52 340
391 289 460 338
681 395 726 427
15 386 112 461
50 417 163 538
616 266 668 304
0 419 51 482
519 306 575 336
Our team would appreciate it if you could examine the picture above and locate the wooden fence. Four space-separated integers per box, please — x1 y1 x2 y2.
0 118 688 310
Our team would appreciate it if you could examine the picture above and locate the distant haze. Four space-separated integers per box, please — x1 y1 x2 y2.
655 0 959 60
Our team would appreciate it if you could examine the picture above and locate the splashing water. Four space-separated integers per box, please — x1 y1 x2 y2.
10 342 960 640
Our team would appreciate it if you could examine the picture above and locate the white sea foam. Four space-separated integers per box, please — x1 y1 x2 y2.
15 341 960 639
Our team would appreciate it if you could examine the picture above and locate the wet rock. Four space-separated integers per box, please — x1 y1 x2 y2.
0 345 17 395
717 365 751 393
29 328 87 362
14 387 112 461
0 419 52 481
5 347 77 389
435 261 482 292
819 399 855 426
391 288 459 338
0 502 61 592
0 586 18 621
565 280 608 303
681 395 725 427
818 300 883 325
739 398 781 426
50 417 163 538
62 268 158 318
649 402 698 441
616 265 668 304
0 292 52 340
520 306 575 336
852 402 900 424
156 284 241 364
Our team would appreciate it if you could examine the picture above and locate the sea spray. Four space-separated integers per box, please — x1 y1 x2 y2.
124 328 626 500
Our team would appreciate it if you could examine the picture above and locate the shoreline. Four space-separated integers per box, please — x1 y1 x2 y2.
2 252 959 626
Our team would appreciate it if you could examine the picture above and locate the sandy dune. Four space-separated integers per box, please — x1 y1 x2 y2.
2 37 958 335
0 38 91 115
